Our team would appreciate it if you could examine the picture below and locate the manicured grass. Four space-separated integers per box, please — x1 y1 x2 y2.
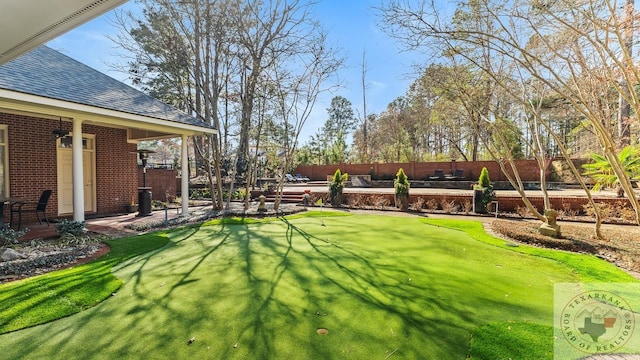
0 234 169 334
420 218 638 359
418 218 638 283
470 321 554 359
0 212 635 359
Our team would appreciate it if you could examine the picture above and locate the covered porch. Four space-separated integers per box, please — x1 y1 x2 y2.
0 46 217 224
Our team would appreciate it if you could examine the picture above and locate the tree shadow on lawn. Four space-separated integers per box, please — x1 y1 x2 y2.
0 261 118 334
0 232 172 335
31 224 232 359
124 223 232 301
225 217 543 359
0 216 548 359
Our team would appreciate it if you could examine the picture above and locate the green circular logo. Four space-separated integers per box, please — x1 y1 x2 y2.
561 290 635 354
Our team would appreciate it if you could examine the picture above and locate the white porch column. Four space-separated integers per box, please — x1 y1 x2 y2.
181 134 189 216
72 118 85 222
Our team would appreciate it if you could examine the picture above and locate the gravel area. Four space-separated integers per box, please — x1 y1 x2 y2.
0 238 107 283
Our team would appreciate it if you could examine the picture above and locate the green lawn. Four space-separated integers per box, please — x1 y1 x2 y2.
0 212 635 359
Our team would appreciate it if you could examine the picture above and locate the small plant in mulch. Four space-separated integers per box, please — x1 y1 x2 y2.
440 199 458 213
581 201 638 224
54 219 97 246
425 199 439 210
372 195 390 209
0 227 28 247
462 200 472 214
55 219 86 236
349 194 367 208
411 197 426 211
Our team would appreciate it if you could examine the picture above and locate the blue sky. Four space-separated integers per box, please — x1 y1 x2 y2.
47 1 424 142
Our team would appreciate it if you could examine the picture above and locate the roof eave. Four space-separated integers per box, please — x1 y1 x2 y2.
0 89 217 138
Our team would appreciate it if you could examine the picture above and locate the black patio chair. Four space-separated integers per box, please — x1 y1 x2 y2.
428 170 445 180
445 169 464 180
0 201 6 228
10 190 52 230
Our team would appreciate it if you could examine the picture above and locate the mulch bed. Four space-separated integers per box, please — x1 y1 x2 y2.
0 238 110 283
491 219 640 276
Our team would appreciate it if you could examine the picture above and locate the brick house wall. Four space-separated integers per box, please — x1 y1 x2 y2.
0 112 138 223
91 124 138 214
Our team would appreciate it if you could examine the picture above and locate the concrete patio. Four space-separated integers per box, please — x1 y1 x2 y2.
15 207 197 242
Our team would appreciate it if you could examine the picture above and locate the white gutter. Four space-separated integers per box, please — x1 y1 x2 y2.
0 89 217 136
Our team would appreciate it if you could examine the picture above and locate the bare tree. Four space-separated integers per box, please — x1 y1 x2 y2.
110 0 342 211
111 0 241 209
217 0 343 208
360 49 370 163
269 32 343 210
618 0 635 147
379 0 640 226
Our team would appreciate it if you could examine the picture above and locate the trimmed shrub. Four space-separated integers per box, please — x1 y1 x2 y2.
394 168 410 196
478 167 492 188
394 168 410 210
329 169 348 206
473 167 495 213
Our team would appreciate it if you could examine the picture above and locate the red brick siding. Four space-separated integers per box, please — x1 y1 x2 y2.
294 159 555 182
0 112 138 222
3 113 59 223
90 124 138 214
138 168 177 201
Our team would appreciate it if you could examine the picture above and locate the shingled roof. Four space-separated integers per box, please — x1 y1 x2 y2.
0 45 211 130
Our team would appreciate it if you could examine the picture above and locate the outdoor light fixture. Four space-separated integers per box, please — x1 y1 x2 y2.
135 149 155 187
137 149 154 168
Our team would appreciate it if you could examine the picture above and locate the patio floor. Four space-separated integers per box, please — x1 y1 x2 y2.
15 207 197 242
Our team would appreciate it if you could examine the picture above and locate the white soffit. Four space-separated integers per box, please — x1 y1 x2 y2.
0 0 128 64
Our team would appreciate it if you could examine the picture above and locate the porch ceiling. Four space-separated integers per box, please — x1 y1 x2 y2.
0 0 128 65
